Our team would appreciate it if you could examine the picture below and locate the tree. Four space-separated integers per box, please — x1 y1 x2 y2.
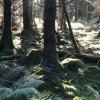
74 0 78 21
42 0 62 70
0 0 14 53
58 0 67 32
61 0 80 52
22 0 36 34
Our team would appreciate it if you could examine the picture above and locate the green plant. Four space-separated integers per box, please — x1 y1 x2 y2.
71 66 100 100
0 73 44 100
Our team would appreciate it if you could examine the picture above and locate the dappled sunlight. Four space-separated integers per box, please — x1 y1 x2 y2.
34 17 43 32
1 0 100 99
71 22 85 30
13 36 21 49
70 21 100 54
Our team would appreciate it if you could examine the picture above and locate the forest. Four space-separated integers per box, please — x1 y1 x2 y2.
0 0 100 100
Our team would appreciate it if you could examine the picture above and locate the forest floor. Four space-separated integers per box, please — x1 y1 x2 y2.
11 19 100 55
0 19 100 100
72 21 100 55
0 19 99 71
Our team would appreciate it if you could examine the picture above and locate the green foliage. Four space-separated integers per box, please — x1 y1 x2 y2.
73 85 100 100
0 88 12 100
0 63 9 76
0 66 25 86
41 90 55 100
1 59 100 100
13 74 44 89
23 50 42 65
68 66 100 99
0 68 44 100
41 90 65 100
5 88 39 100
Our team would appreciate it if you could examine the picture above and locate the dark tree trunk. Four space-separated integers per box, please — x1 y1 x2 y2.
58 0 66 31
87 2 92 21
42 0 62 69
23 0 32 30
41 1 66 96
74 0 78 21
22 0 37 34
0 0 14 52
61 0 80 52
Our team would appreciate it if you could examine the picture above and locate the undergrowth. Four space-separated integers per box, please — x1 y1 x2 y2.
0 60 100 100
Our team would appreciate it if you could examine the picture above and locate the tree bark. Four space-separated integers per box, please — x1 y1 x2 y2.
42 0 62 70
61 0 80 52
22 0 37 34
43 0 57 63
74 0 78 21
0 0 14 52
23 0 32 30
58 0 66 32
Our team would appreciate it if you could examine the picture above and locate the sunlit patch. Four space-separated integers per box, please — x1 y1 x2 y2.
34 18 43 30
70 21 100 54
13 36 21 49
71 22 85 30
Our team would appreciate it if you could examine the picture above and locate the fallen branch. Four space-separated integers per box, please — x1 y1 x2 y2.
74 53 100 63
57 51 100 63
0 50 100 63
25 50 100 63
0 55 21 61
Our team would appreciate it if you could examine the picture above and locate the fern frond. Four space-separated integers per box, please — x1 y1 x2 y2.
8 88 39 97
13 74 44 89
0 63 9 77
0 66 25 86
41 90 65 100
0 69 44 100
41 90 54 100
2 66 25 79
0 87 12 100
84 85 100 99
0 78 11 87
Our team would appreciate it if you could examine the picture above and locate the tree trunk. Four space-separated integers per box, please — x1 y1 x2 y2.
0 0 14 53
22 0 37 34
42 0 62 70
23 0 31 30
74 0 78 21
58 0 66 32
61 0 80 52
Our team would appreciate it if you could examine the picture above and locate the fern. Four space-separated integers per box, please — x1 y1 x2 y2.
0 63 9 77
0 88 12 100
2 66 25 79
83 85 100 99
75 85 100 100
0 73 44 100
6 88 40 100
41 90 65 100
13 74 44 89
0 66 25 87
41 90 54 100
68 66 100 100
